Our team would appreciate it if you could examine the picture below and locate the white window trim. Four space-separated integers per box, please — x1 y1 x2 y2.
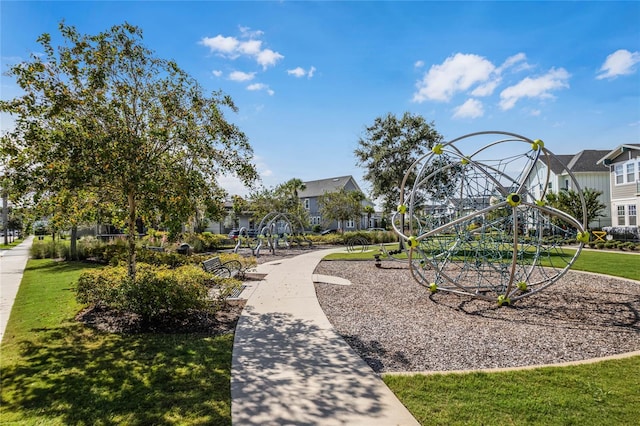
614 159 640 185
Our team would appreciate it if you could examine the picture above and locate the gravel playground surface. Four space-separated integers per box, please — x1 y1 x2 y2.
313 260 640 374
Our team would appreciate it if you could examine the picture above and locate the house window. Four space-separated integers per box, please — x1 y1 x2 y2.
626 163 635 183
346 219 354 228
547 182 552 190
304 199 310 210
629 205 637 226
564 179 569 190
617 205 626 225
615 165 624 184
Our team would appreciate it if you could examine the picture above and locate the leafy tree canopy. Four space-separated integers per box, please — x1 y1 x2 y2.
545 188 606 228
318 187 366 231
0 22 258 277
354 112 443 215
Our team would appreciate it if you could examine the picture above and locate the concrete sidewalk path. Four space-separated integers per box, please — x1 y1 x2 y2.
0 236 34 343
231 248 419 425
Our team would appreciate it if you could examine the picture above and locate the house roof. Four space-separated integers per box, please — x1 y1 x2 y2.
545 150 610 174
547 154 574 174
298 175 363 198
597 144 640 164
565 150 610 172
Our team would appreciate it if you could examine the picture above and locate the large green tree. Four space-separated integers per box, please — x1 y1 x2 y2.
354 112 443 215
545 188 607 228
0 22 258 278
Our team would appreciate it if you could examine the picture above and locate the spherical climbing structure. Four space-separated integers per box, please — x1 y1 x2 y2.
393 131 589 305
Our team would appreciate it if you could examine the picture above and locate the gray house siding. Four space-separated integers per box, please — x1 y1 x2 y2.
598 144 640 228
298 175 373 231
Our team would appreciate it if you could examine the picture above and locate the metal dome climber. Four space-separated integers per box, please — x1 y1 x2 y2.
233 211 312 257
392 131 589 305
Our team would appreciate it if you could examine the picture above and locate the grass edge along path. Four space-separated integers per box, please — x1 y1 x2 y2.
0 259 234 426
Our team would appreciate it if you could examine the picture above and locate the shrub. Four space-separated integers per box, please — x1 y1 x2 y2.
30 240 67 259
76 263 213 325
602 226 640 242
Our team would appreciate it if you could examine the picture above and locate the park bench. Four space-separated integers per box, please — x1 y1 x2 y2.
202 256 244 279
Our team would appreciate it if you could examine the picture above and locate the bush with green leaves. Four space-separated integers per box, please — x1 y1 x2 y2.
76 263 217 324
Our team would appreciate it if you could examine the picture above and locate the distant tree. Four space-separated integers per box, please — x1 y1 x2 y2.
231 195 248 228
248 178 309 229
0 22 258 278
354 112 443 215
363 205 376 228
545 188 606 228
318 188 366 232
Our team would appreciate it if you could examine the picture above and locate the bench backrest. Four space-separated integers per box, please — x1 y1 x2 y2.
202 257 222 273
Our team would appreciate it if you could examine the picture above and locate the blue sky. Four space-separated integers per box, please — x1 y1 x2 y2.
1 1 639 198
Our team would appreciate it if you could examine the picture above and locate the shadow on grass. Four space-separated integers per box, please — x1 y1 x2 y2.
1 323 234 425
24 260 100 273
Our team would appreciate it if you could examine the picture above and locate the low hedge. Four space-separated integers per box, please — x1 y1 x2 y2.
76 263 240 325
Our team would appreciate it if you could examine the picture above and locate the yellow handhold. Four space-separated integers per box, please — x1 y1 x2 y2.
397 204 407 214
432 144 444 155
506 193 521 207
577 231 590 243
408 236 418 248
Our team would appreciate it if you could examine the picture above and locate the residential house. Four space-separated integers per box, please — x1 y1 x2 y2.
527 149 612 228
597 144 640 229
298 175 376 231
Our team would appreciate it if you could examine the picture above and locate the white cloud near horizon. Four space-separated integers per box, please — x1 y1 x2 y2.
596 49 640 80
287 66 316 78
499 67 570 110
199 27 284 70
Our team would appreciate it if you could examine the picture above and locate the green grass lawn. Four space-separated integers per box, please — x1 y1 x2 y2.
384 357 640 425
1 248 638 425
0 260 233 425
0 237 24 250
326 243 640 281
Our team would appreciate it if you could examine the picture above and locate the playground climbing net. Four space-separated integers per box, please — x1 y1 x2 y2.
393 131 589 305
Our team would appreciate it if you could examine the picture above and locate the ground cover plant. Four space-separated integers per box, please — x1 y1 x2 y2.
0 259 236 425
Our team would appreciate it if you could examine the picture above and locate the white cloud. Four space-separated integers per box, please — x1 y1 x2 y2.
212 70 223 77
414 60 424 68
499 68 570 110
256 49 284 69
453 98 484 119
471 80 500 97
229 70 256 82
497 52 530 73
413 53 496 102
288 67 306 77
199 27 283 69
596 49 640 80
247 83 275 95
200 35 239 55
287 66 316 78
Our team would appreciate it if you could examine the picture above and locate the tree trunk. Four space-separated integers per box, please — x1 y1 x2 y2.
70 225 78 260
2 190 7 246
127 190 137 280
